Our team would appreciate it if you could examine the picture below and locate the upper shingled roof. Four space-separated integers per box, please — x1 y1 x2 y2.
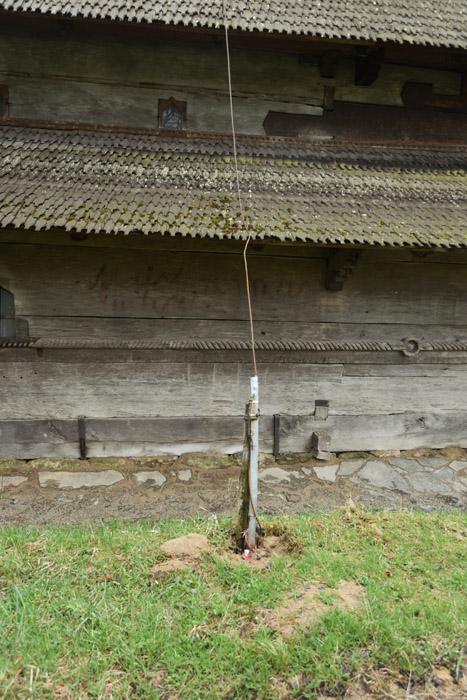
1 125 467 248
1 0 467 49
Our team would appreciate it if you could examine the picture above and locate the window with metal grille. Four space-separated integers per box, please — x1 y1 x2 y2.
0 287 15 338
158 97 187 131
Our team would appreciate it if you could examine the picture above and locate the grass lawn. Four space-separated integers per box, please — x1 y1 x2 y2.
0 507 466 699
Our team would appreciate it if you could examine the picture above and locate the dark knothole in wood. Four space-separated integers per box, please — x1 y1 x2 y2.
0 85 9 121
158 97 187 131
0 286 15 338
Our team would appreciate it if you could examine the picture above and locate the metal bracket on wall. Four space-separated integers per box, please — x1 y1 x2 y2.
78 416 87 459
273 414 281 457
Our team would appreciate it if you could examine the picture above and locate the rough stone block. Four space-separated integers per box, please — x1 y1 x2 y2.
29 458 82 471
258 453 276 466
418 457 448 469
276 453 311 464
0 475 28 490
311 431 331 461
406 472 453 495
337 452 371 461
450 460 467 472
0 459 26 473
433 467 454 482
338 460 364 476
370 450 401 458
133 471 166 487
177 469 192 482
358 461 410 493
389 458 421 473
39 470 124 489
185 454 232 470
439 447 466 460
87 458 133 469
314 465 338 482
259 467 301 484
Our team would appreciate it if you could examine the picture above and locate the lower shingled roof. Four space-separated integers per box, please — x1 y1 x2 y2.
1 125 467 248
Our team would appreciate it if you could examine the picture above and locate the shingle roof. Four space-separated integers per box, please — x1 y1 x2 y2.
1 125 467 248
1 0 467 49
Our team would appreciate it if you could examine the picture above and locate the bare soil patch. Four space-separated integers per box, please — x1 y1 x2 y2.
149 533 211 577
261 580 366 639
220 535 290 569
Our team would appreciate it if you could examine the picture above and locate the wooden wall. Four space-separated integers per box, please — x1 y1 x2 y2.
1 230 467 457
0 21 465 137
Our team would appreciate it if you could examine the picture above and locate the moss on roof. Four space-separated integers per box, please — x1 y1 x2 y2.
1 126 467 248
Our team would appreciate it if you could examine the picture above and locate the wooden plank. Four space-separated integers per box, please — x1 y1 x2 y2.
2 411 467 459
0 419 77 443
3 229 467 265
0 361 343 420
280 413 467 451
0 229 332 258
3 359 467 419
20 317 467 346
0 34 325 100
3 347 467 366
7 75 322 134
362 248 467 265
344 364 467 377
2 243 467 325
0 417 273 458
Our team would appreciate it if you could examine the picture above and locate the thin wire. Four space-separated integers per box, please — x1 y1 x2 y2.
222 0 257 377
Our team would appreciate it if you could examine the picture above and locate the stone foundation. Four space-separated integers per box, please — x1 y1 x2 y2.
1 448 466 524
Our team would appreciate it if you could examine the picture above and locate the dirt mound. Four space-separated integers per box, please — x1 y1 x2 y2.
150 533 210 578
261 580 366 639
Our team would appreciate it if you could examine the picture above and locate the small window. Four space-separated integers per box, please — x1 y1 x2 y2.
158 97 186 131
0 86 8 121
0 286 15 338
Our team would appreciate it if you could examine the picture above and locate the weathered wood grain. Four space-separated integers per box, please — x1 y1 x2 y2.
1 31 461 134
7 76 322 134
0 228 331 257
3 347 467 365
3 360 467 420
2 411 467 459
18 317 467 348
3 229 467 265
0 34 323 102
2 244 467 325
344 364 467 377
280 413 467 452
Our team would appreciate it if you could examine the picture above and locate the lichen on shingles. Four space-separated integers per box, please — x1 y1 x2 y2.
1 126 467 247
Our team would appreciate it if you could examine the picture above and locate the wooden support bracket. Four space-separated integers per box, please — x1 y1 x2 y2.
325 249 360 291
311 430 331 461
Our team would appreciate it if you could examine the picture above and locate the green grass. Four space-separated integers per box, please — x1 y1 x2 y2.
0 509 466 699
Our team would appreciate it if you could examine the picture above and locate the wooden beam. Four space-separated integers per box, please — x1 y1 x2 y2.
325 249 360 291
2 411 467 458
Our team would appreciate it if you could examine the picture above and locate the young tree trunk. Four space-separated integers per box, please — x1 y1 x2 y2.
234 402 251 551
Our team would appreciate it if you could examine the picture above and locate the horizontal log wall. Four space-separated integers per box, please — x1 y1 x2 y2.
2 414 467 459
1 232 467 456
0 24 463 135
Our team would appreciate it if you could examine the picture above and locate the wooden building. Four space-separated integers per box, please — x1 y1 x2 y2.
1 1 467 458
